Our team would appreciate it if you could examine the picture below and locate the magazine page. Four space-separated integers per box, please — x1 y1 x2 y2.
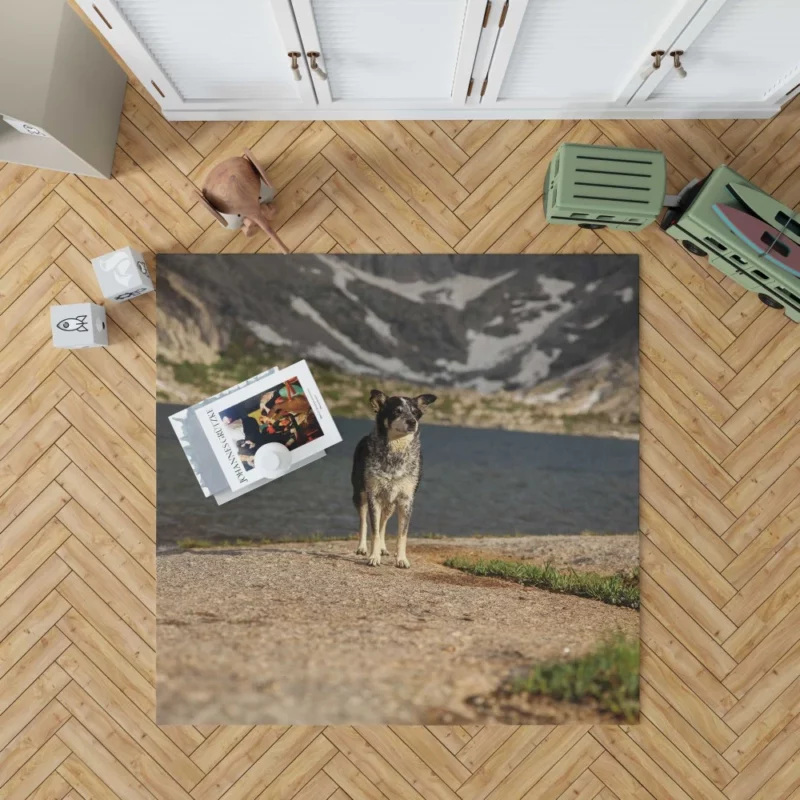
194 360 342 492
169 367 279 497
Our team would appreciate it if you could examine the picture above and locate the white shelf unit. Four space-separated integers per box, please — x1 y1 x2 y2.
0 0 127 178
75 0 800 121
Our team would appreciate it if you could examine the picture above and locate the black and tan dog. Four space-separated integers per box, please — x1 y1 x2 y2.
351 389 436 568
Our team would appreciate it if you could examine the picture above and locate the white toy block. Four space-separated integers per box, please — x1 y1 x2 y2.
91 246 154 302
51 303 107 349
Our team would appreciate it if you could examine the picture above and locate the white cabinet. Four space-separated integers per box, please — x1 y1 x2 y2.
83 0 316 111
478 0 707 108
630 0 800 109
290 0 486 109
76 0 800 120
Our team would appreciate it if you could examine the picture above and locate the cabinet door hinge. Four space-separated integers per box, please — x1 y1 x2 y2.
482 1 492 27
499 0 509 27
480 77 488 97
467 77 475 97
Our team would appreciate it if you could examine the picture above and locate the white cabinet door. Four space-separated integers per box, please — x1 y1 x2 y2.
76 0 316 112
290 0 487 109
631 0 800 109
478 0 707 111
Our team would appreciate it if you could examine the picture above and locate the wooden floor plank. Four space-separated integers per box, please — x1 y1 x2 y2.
57 646 204 790
640 356 735 464
111 147 203 248
323 134 456 252
363 120 469 210
641 501 736 609
0 698 71 789
57 681 193 800
400 121 470 174
0 228 68 316
639 680 737 790
122 85 202 176
641 609 737 718
0 627 70 717
56 529 154 641
454 119 575 229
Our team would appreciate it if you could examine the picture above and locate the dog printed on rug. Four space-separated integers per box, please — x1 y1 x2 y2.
351 389 437 568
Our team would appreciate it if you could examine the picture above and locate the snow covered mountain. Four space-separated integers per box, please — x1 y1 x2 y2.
157 253 638 419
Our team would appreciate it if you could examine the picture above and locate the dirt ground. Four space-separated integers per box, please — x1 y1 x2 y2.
156 535 639 725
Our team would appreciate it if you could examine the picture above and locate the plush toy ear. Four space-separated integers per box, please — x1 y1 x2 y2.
414 394 437 413
196 190 229 227
243 148 274 191
370 389 387 413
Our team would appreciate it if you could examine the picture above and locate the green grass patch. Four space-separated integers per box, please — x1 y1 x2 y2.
443 557 639 609
507 635 639 722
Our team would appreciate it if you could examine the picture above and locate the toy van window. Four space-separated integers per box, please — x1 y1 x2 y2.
778 287 800 306
704 236 727 251
753 269 769 280
570 213 588 218
598 215 613 220
761 233 791 258
731 255 746 264
776 212 800 239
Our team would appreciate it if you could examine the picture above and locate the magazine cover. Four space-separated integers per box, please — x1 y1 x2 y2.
194 359 342 491
212 451 327 505
169 367 280 498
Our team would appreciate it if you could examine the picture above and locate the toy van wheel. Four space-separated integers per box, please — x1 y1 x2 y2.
682 240 707 257
578 223 606 229
758 293 784 310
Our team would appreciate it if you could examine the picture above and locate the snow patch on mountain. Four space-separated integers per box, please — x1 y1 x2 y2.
435 274 574 386
290 296 429 381
583 316 607 330
525 387 569 405
616 287 635 303
572 388 604 413
316 253 517 311
247 321 291 347
513 346 563 386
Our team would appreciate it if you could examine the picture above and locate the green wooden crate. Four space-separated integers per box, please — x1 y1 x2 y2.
544 143 667 231
661 165 800 322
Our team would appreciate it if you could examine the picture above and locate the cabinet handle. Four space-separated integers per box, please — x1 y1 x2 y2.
288 52 302 81
670 50 687 79
307 52 328 81
92 4 113 29
640 50 665 81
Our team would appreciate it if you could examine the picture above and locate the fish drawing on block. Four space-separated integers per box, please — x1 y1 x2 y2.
56 315 89 333
713 204 800 278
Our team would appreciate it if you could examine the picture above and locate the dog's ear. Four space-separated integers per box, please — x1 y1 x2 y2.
369 389 387 413
414 394 437 414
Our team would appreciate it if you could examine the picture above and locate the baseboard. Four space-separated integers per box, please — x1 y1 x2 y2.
162 104 781 122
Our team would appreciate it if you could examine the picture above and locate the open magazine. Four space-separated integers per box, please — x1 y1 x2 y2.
169 360 342 504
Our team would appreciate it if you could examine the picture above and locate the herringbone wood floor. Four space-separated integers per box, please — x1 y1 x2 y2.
2 56 800 797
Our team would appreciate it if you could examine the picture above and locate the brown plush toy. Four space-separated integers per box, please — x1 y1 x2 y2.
197 148 289 254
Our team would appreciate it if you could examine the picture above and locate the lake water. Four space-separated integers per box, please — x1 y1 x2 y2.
157 404 639 546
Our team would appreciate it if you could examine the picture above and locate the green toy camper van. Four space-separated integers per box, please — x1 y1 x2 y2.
544 143 667 232
660 165 800 322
